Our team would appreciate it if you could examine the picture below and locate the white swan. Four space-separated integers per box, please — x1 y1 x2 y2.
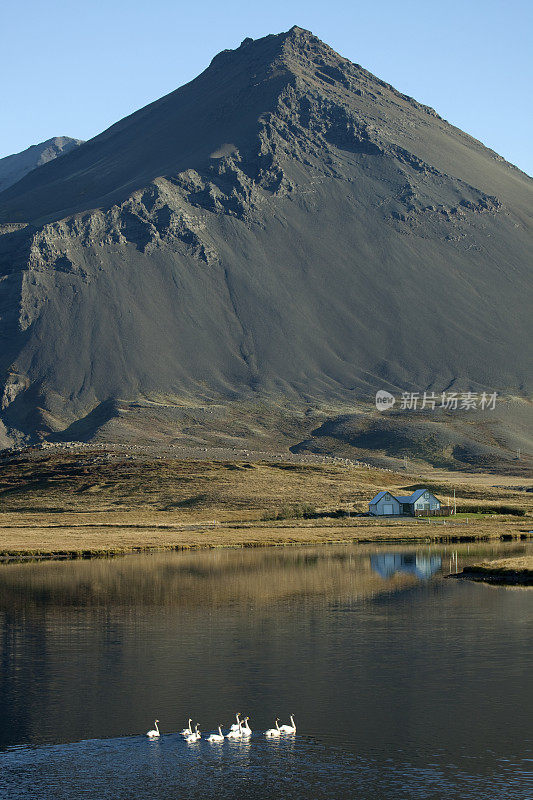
265 719 281 738
279 715 296 734
180 719 193 736
229 713 242 732
207 726 225 743
226 720 243 739
146 720 160 738
185 724 201 743
240 717 252 736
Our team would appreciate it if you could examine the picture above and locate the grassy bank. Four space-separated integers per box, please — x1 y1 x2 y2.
0 448 531 561
1 513 530 563
458 556 533 585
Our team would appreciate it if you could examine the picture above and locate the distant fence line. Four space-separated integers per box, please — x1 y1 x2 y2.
414 507 455 517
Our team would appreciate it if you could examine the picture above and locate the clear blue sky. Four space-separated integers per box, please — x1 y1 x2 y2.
1 0 531 175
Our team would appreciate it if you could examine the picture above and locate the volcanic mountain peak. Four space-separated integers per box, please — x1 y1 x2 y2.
211 25 439 124
0 27 528 228
0 28 531 453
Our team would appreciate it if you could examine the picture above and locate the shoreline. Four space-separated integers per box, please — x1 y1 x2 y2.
1 522 531 564
453 556 533 586
1 448 530 564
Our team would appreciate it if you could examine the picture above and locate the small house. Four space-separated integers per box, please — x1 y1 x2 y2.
368 490 402 516
395 489 441 516
369 488 442 516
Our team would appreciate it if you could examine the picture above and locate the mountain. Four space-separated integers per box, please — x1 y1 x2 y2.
0 136 83 194
0 27 531 464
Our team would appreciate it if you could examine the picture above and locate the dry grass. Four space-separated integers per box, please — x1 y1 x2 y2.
0 517 529 560
462 555 533 582
0 449 531 558
0 453 391 518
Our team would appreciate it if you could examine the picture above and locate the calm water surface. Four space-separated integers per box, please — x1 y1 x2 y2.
0 542 532 799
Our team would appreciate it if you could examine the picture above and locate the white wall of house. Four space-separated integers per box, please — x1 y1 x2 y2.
370 493 401 516
413 492 441 512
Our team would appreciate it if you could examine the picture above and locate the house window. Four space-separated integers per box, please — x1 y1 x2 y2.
424 492 429 499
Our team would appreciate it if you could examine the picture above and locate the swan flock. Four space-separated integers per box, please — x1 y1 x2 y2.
146 712 296 741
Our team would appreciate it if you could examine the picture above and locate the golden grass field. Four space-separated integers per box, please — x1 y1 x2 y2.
0 447 531 559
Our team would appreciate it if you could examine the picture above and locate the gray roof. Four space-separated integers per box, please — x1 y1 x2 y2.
394 489 430 504
369 490 390 505
369 488 435 505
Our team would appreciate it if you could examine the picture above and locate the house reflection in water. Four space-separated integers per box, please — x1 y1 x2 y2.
370 552 442 581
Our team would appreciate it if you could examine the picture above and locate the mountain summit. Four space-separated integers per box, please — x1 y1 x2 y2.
0 27 531 453
0 136 82 194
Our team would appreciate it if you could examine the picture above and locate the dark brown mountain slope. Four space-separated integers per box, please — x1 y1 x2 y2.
0 27 531 457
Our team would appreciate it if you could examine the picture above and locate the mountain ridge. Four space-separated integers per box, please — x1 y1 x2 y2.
0 27 531 457
1 26 529 224
0 136 83 195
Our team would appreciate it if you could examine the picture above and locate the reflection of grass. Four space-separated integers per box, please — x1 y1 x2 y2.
0 545 417 608
1 543 527 609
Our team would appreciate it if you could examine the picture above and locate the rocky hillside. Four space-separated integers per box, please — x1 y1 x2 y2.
0 136 83 194
0 27 531 460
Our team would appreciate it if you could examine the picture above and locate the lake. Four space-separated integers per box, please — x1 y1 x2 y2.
1 542 532 799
